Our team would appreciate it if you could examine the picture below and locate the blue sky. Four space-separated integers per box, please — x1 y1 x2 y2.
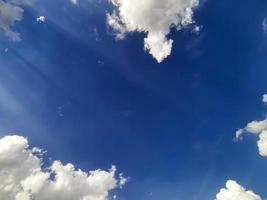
0 0 267 199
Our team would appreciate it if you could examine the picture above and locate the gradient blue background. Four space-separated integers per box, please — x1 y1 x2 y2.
1 0 267 199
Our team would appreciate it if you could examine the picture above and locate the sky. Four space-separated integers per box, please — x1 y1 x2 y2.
0 0 267 200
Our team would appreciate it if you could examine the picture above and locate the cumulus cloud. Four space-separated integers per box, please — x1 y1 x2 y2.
216 180 262 200
236 119 267 157
0 135 126 200
244 119 267 134
235 94 267 157
107 0 199 63
257 131 267 156
235 118 267 138
0 0 34 41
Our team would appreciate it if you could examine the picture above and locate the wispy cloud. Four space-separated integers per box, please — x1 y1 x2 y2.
0 0 34 41
262 18 267 34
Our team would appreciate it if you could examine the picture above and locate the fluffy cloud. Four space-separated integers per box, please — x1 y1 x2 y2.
236 122 267 156
107 0 199 63
242 119 267 135
0 135 126 200
257 131 267 156
216 180 262 200
236 94 267 157
0 0 34 41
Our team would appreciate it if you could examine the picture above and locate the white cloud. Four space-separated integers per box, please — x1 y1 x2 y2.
257 131 267 156
235 119 267 139
70 0 79 5
244 119 267 134
236 119 267 157
0 135 126 200
36 16 45 23
216 180 262 200
235 129 244 140
0 1 23 41
0 0 34 41
107 0 199 63
235 95 267 157
262 94 267 103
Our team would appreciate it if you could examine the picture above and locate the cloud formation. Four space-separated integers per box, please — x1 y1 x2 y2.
107 0 199 63
0 0 34 41
36 16 45 23
216 180 262 200
236 94 267 157
0 135 126 200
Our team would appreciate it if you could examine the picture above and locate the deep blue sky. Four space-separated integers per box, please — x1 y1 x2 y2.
1 0 267 199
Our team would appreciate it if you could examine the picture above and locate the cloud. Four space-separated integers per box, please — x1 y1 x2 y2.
107 0 199 63
236 120 267 157
9 0 35 6
216 180 262 200
262 94 267 103
243 119 267 134
0 0 34 41
36 16 45 23
257 131 267 156
263 18 267 34
0 135 127 200
235 94 267 157
70 0 79 5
